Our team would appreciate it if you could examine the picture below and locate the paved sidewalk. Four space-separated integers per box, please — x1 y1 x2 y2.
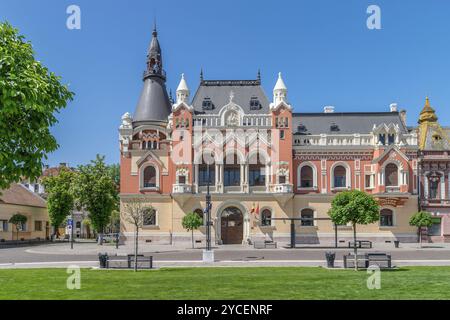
22 241 450 256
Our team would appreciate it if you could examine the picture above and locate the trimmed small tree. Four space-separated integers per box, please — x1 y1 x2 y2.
409 211 433 248
182 212 203 249
9 213 27 241
123 199 148 272
328 190 380 270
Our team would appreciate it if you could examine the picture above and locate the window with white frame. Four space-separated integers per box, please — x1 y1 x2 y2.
261 209 272 226
333 165 347 188
143 208 157 226
385 163 399 187
380 209 394 227
300 165 314 188
300 209 314 226
0 220 8 232
142 165 157 188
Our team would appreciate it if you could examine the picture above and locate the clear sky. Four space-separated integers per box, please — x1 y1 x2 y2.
1 0 449 167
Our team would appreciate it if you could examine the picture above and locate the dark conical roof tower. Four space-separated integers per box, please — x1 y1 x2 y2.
133 24 172 125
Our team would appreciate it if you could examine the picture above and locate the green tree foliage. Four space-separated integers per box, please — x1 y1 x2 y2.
328 190 380 269
107 164 120 192
182 212 204 249
409 211 433 247
0 22 74 190
9 213 27 240
42 168 76 238
73 155 118 244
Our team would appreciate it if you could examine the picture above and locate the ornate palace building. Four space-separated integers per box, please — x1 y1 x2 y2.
417 98 450 242
119 28 448 245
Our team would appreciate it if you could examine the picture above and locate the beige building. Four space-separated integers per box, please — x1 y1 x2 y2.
0 183 49 241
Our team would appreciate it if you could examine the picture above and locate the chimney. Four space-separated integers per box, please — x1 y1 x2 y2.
390 103 398 112
400 109 407 126
324 106 335 113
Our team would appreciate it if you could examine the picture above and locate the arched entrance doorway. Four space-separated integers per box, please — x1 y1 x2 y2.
220 207 244 244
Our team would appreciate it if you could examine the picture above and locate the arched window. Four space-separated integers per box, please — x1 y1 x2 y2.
143 208 157 226
333 165 347 188
385 163 398 187
261 209 272 226
143 166 157 188
380 209 393 227
194 208 204 224
300 166 314 188
301 209 314 226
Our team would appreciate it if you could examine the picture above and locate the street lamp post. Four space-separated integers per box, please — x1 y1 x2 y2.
203 163 214 262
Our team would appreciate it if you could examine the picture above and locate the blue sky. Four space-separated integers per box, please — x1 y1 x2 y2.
1 0 450 167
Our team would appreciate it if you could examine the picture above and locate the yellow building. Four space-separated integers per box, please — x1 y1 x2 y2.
0 183 50 241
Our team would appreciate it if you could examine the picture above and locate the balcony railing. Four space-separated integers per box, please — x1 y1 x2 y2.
385 186 401 193
172 184 192 194
270 184 293 193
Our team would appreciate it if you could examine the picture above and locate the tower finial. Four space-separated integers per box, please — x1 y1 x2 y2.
419 96 438 124
200 68 204 82
152 18 157 37
257 69 261 82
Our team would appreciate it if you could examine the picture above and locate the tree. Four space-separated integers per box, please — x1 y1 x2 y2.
0 22 74 190
409 211 433 248
42 168 75 239
182 212 203 249
123 199 148 271
328 190 380 270
82 217 92 238
108 163 120 192
73 155 118 245
9 213 27 241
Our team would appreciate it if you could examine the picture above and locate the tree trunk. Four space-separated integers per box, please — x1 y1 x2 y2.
353 223 358 271
419 227 422 248
191 229 194 249
134 226 139 272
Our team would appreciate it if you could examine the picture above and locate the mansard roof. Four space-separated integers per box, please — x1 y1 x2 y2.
191 79 270 115
292 112 409 135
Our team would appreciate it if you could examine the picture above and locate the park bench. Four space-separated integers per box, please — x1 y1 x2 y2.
254 240 277 249
102 254 153 269
348 240 372 249
343 253 368 269
367 253 392 269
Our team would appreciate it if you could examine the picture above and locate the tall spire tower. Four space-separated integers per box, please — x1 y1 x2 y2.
133 24 172 124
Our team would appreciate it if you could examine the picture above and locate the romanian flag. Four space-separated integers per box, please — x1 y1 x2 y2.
251 203 259 216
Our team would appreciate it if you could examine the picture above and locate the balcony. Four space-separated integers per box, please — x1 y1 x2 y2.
172 184 192 194
385 186 401 193
421 198 450 207
270 184 293 194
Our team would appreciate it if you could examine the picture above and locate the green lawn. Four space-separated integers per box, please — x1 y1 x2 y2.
0 267 449 300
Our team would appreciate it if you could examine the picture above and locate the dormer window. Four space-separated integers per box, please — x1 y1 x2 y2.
202 98 214 110
433 134 442 142
379 134 386 145
297 124 307 133
249 97 261 110
330 123 340 132
388 134 395 145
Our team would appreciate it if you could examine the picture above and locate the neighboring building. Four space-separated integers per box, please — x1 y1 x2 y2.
0 183 49 241
119 27 421 245
418 98 450 242
21 163 94 239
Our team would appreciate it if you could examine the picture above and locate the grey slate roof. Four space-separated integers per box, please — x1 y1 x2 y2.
133 76 172 124
191 80 270 115
292 112 409 135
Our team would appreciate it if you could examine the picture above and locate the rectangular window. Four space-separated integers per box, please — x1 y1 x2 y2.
280 130 285 140
249 168 266 186
365 174 374 189
380 214 393 227
0 220 8 232
224 168 241 187
20 222 27 232
199 166 215 186
178 176 186 184
388 134 395 145
35 221 43 232
279 176 286 184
